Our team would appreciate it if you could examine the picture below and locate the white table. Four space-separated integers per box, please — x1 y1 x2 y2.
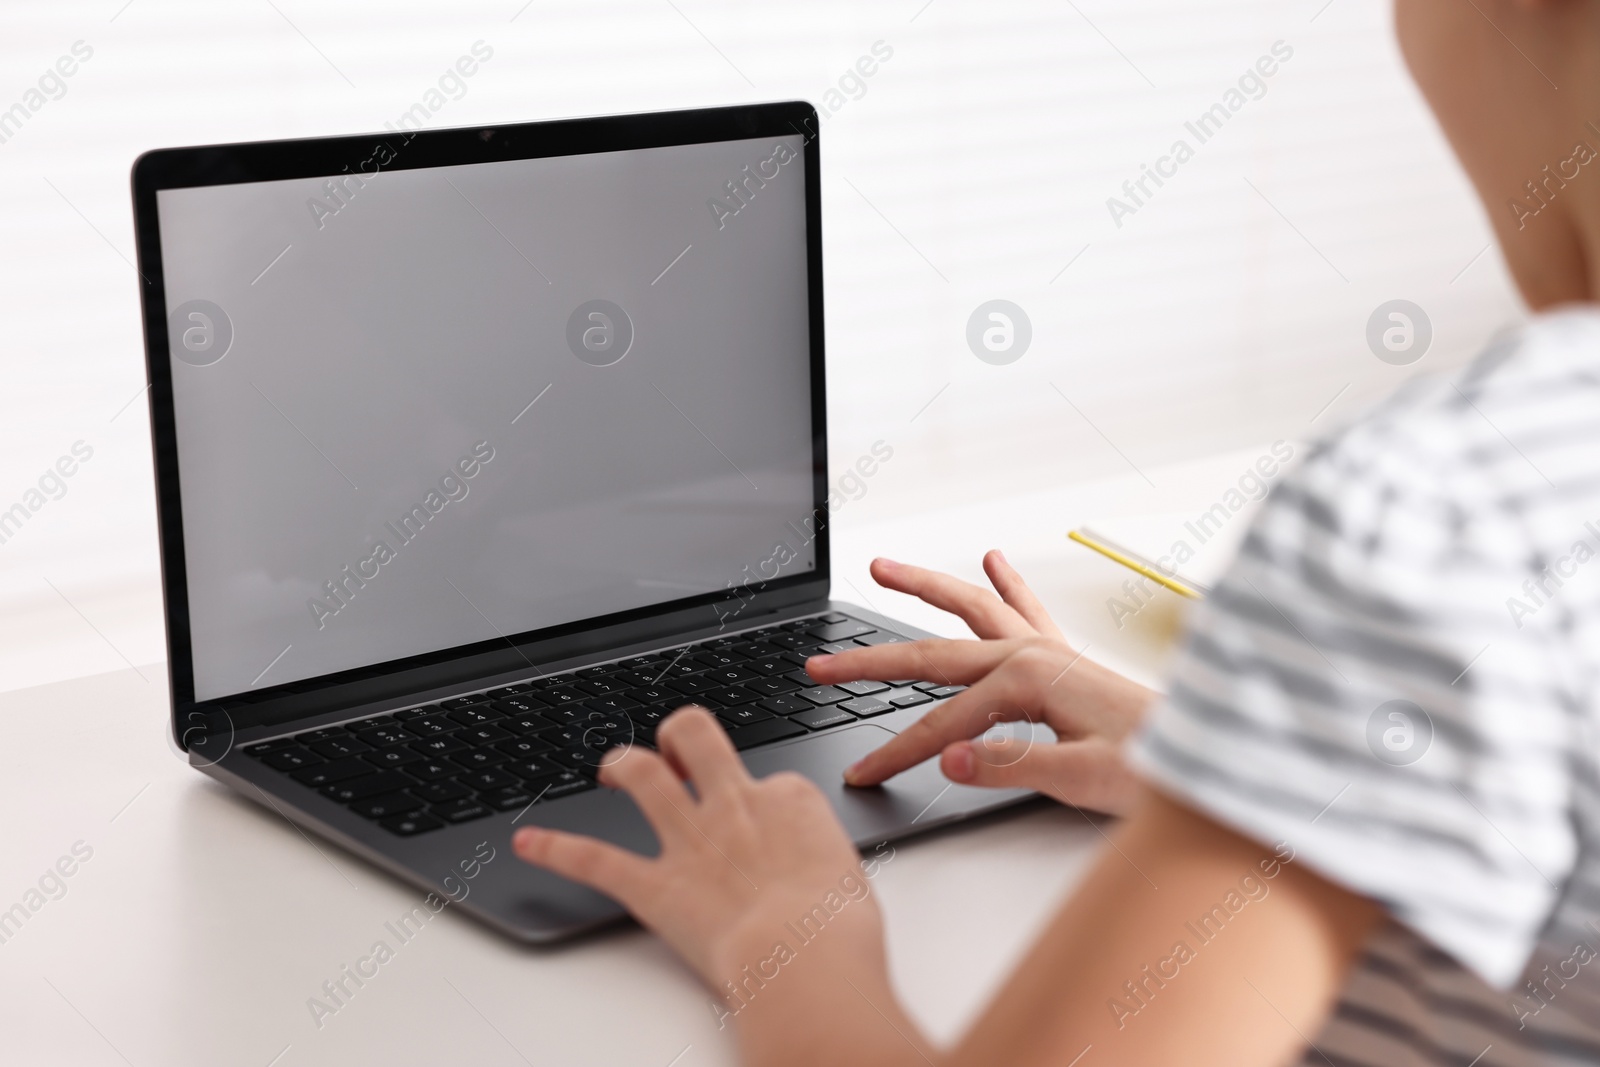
0 447 1270 1067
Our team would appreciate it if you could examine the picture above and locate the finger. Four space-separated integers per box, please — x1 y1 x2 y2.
804 637 1029 687
870 557 1035 639
595 746 697 839
656 706 753 798
843 674 1032 787
512 825 654 907
940 736 1136 815
983 549 1067 642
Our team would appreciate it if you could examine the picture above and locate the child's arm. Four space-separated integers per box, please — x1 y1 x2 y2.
512 709 1379 1067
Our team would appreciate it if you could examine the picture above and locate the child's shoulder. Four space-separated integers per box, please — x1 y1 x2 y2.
1301 306 1600 515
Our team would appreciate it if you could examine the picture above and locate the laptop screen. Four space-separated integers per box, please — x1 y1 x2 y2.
154 133 817 701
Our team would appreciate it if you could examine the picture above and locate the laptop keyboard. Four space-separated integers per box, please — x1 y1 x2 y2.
241 613 966 837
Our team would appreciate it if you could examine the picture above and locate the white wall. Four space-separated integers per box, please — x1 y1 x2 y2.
0 0 1521 693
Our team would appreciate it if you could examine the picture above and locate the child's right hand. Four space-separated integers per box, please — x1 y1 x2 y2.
804 552 1156 815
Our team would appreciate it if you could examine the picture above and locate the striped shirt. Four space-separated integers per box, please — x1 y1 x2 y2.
1128 307 1600 1067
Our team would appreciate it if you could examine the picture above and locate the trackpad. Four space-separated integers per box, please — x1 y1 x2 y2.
740 726 972 843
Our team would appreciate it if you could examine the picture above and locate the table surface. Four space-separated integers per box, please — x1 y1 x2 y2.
0 446 1272 1067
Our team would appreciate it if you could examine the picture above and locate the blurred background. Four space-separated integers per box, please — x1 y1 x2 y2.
0 0 1520 694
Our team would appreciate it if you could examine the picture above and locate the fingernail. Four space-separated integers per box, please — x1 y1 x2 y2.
807 653 834 666
944 741 975 781
874 557 899 570
843 759 865 785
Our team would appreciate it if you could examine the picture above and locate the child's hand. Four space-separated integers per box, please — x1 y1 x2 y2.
806 552 1154 815
513 708 887 988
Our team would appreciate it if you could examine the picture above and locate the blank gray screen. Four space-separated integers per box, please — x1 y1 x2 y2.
156 134 815 700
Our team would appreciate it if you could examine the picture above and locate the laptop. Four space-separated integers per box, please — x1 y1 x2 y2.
130 101 1034 942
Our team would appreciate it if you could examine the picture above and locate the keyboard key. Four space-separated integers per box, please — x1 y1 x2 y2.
767 633 818 651
610 669 659 688
572 677 627 696
440 696 489 711
244 738 300 756
783 670 821 687
409 736 469 757
538 725 586 749
743 656 793 677
403 715 460 737
890 691 934 709
745 677 801 698
294 727 350 744
729 719 806 749
459 724 513 745
406 759 462 782
692 651 745 669
820 612 849 624
496 737 551 759
457 769 519 792
452 748 509 770
818 642 856 655
576 665 613 678
662 675 713 700
626 686 679 706
534 685 585 705
447 706 504 727
583 694 640 713
483 787 535 812
261 746 324 772
654 659 701 680
854 632 908 647
394 705 441 720
628 706 671 728
797 685 849 706
504 758 561 781
487 685 533 698
758 695 814 716
926 685 967 699
432 798 492 824
320 770 416 803
412 780 471 803
309 736 372 759
363 747 424 769
351 792 425 819
549 747 604 768
912 681 943 692
791 706 858 730
666 676 718 696
706 686 759 706
381 812 444 836
807 621 876 642
838 680 890 696
499 714 556 735
490 696 549 716
717 705 774 727
539 705 590 727
291 757 373 786
701 666 756 686
542 775 598 801
840 697 893 718
352 724 414 747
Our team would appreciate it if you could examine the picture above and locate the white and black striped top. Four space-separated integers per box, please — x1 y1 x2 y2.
1128 307 1600 1067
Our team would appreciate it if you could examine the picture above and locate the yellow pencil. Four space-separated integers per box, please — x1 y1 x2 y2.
1067 529 1205 600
